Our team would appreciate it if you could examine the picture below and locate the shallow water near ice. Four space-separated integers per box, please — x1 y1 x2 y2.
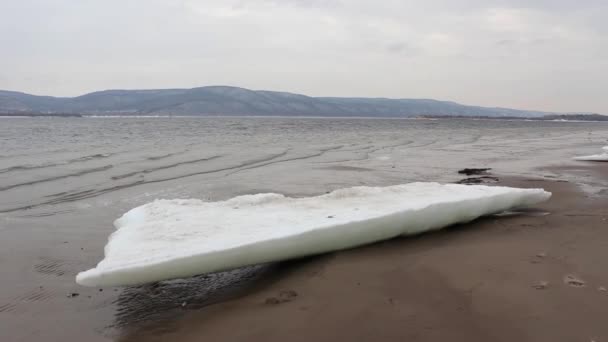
1 117 606 217
1 117 608 340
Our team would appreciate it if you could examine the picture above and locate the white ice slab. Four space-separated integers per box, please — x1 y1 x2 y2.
574 146 608 161
77 183 551 286
573 154 608 161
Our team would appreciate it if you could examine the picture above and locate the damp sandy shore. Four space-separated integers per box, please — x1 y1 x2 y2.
4 166 605 342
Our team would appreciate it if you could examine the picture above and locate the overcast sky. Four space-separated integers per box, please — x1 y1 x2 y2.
1 1 607 113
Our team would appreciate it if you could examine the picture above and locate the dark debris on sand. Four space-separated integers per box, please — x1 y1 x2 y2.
456 168 499 185
456 176 500 185
458 168 492 176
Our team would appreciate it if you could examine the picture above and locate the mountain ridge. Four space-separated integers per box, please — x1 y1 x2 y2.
0 86 584 117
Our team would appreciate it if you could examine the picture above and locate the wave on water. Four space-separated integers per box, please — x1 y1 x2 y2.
0 165 114 192
0 153 112 174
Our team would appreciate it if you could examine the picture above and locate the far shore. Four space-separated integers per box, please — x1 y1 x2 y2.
2 113 608 122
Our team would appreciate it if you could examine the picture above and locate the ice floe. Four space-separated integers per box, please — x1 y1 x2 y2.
573 146 608 161
77 183 551 286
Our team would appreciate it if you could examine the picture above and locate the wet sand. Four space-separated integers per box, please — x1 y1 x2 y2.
110 164 608 342
1 158 607 341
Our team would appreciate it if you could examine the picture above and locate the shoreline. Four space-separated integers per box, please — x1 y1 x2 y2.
2 114 608 122
114 165 608 342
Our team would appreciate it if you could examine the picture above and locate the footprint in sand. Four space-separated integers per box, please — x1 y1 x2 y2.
563 275 586 288
264 290 298 305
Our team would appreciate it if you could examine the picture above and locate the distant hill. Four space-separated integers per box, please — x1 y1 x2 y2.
0 86 577 118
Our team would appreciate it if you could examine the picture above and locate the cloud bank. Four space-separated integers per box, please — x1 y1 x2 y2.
1 0 606 113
